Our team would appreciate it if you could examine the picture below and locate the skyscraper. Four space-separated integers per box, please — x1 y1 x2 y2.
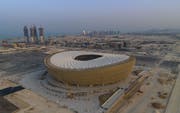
30 25 38 44
23 26 29 43
38 27 45 44
82 30 87 36
30 27 34 43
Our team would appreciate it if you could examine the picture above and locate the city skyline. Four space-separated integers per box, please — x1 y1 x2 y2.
1 0 180 38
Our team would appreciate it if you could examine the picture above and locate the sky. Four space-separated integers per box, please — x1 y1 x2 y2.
0 0 180 38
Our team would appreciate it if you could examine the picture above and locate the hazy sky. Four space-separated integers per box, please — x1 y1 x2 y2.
0 0 180 38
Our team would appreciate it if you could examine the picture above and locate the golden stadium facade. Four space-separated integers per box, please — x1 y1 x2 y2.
44 51 135 86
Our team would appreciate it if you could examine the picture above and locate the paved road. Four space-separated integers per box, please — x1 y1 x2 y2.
165 65 180 113
120 41 179 113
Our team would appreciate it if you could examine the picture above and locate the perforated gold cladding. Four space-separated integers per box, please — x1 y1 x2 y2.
44 54 135 86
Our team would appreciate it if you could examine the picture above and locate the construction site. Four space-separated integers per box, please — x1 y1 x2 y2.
0 35 179 113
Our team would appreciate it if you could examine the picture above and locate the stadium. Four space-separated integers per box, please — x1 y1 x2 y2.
44 51 136 86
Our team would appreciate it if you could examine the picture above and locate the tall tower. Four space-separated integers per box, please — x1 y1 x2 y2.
39 27 45 44
30 27 34 43
30 25 38 44
23 26 29 43
82 30 86 36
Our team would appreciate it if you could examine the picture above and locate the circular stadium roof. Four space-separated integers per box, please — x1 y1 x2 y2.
50 51 129 69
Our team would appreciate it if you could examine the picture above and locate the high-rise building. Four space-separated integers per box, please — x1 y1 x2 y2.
30 25 38 44
39 27 45 43
30 27 34 43
23 26 29 43
82 30 87 36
